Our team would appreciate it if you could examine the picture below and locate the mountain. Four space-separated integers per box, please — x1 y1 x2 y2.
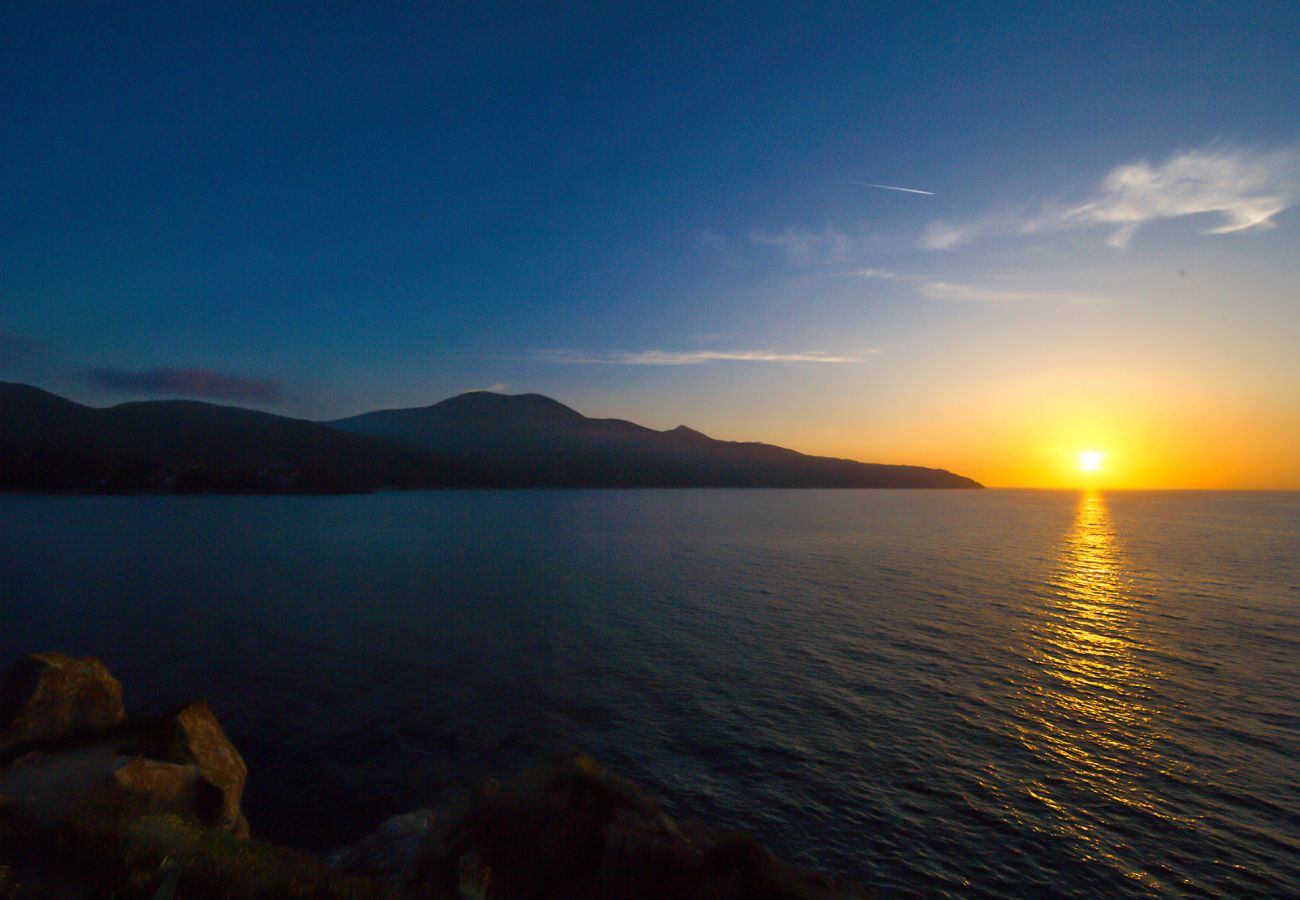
328 391 982 489
0 383 980 492
0 382 447 493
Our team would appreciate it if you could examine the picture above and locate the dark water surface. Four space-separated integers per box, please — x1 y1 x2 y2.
2 489 1297 896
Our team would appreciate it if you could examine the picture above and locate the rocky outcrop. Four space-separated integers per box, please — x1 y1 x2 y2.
135 701 249 834
0 657 247 837
0 653 125 755
106 754 249 839
331 809 435 888
2 654 861 898
338 754 863 899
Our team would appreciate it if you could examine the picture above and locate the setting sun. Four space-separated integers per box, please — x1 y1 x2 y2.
1078 450 1105 473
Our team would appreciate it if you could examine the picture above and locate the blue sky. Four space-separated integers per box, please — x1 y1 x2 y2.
2 2 1297 485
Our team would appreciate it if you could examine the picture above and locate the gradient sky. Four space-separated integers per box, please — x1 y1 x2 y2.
2 2 1297 488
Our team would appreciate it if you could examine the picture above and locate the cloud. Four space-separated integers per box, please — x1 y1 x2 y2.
850 268 1110 303
922 220 993 250
539 348 877 366
83 367 283 402
750 226 860 265
0 330 47 368
917 281 1108 304
470 382 509 393
853 268 903 280
924 144 1298 250
697 229 727 249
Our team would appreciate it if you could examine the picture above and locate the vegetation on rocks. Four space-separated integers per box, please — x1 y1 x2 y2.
389 754 862 900
0 792 393 899
1 653 862 898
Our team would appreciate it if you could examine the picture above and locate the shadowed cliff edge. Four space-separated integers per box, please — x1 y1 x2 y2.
0 653 864 899
0 382 980 492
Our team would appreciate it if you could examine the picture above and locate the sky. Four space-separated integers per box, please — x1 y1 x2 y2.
2 2 1297 488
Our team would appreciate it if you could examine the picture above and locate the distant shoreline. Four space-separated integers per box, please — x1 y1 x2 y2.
1 382 982 493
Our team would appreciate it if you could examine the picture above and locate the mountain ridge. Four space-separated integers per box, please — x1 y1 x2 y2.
0 382 982 492
330 390 982 489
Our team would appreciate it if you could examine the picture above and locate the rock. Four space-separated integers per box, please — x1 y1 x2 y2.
141 702 247 808
0 744 126 827
108 701 249 835
106 755 248 837
330 809 435 886
0 653 125 754
408 754 864 899
109 756 206 810
0 655 249 838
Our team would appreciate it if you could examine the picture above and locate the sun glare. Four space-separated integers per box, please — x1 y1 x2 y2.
1078 450 1105 473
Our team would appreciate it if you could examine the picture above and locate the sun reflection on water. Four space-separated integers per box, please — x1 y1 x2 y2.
1013 491 1179 888
1033 492 1150 733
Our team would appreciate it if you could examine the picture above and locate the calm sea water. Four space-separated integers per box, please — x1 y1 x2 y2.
2 489 1297 896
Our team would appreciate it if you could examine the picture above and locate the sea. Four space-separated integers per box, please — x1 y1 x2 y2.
1 489 1297 897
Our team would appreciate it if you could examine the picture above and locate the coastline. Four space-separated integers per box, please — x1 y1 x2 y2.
0 653 863 899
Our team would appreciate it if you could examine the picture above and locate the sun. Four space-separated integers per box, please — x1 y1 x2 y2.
1078 450 1105 473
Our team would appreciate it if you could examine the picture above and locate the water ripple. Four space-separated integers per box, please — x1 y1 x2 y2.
1 489 1297 895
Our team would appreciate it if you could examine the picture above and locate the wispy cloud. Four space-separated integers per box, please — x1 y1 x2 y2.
922 220 998 250
749 226 862 265
539 348 877 366
697 228 727 250
1061 146 1297 247
924 144 1298 250
917 281 1108 304
851 268 1109 303
83 367 283 402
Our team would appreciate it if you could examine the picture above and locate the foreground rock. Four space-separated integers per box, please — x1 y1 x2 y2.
2 653 860 898
331 809 436 889
0 655 247 837
123 700 250 835
0 653 125 755
338 754 864 899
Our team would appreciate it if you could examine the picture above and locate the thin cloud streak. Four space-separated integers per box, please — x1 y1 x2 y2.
83 367 283 402
918 281 1109 304
851 181 935 196
539 349 878 366
852 268 1111 303
924 144 1298 250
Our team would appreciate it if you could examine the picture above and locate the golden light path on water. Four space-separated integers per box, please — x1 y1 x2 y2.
1014 491 1185 891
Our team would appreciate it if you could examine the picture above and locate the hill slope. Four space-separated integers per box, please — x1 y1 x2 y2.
0 384 980 492
0 383 444 493
328 391 982 488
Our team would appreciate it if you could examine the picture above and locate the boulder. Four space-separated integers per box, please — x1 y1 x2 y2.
111 701 249 835
107 755 249 838
330 809 435 886
0 653 125 754
408 754 863 899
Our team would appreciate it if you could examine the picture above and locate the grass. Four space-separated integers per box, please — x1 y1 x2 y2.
0 789 396 900
456 851 492 900
2 753 862 899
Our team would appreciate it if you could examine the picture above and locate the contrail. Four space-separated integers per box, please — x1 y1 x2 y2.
851 181 935 196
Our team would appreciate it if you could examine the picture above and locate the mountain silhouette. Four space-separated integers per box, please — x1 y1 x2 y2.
0 383 444 493
328 391 982 489
1 383 980 492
